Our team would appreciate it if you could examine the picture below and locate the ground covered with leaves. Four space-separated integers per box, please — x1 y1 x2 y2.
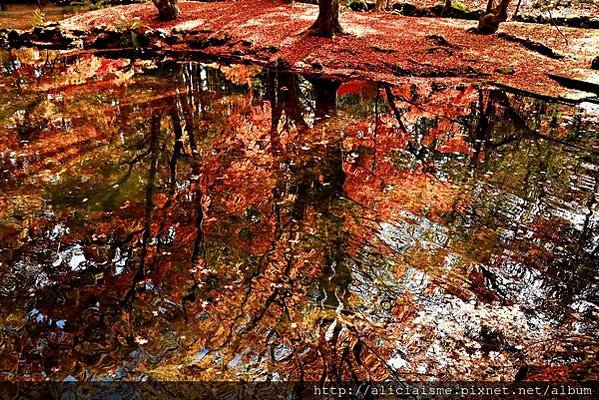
2 0 598 99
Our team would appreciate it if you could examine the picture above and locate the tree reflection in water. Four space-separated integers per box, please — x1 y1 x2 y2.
0 55 597 384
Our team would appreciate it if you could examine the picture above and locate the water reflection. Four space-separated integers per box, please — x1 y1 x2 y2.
0 51 597 382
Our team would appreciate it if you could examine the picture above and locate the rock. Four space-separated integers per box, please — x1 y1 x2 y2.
91 30 123 49
514 15 599 29
29 25 75 49
189 33 231 49
0 30 7 48
349 1 375 12
428 34 450 46
495 66 515 75
393 3 419 15
1 29 32 49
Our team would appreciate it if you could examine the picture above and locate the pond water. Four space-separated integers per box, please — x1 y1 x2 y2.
0 49 597 385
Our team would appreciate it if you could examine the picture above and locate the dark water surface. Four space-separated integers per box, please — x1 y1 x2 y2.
0 49 597 382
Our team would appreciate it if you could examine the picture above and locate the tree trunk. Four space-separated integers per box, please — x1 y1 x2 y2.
152 0 180 20
310 78 340 120
309 0 342 37
474 0 511 34
441 0 451 16
375 0 388 11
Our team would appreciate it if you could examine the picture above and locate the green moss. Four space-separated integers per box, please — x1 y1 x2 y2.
453 1 472 12
439 0 471 12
